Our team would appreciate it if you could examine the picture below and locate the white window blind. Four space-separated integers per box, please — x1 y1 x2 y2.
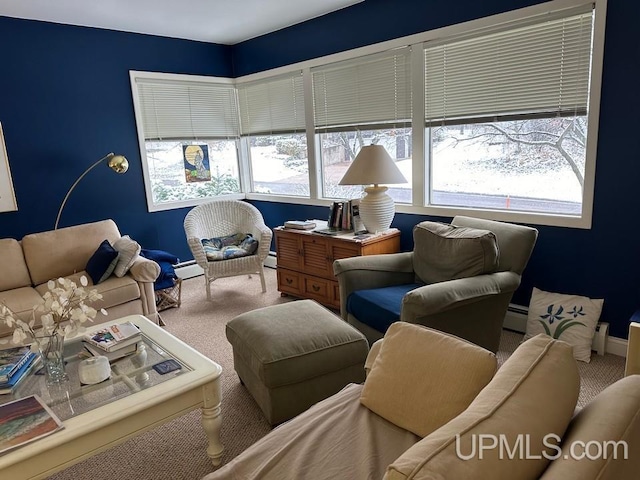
135 79 240 140
312 47 412 131
237 72 306 135
424 9 594 125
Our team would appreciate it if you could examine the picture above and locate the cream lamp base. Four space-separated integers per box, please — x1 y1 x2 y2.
359 185 395 234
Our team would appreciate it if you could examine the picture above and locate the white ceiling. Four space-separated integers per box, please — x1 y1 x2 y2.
0 0 363 45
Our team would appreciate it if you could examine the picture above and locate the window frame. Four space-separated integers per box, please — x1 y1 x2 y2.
130 0 606 228
245 0 605 228
129 71 244 213
237 72 311 197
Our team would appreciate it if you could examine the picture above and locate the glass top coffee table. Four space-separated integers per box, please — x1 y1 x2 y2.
0 315 223 480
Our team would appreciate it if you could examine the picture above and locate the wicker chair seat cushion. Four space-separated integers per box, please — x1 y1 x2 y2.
202 233 259 261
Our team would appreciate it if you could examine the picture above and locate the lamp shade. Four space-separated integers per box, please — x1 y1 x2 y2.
338 145 407 186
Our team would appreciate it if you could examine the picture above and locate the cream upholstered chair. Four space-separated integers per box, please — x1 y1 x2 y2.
184 200 272 300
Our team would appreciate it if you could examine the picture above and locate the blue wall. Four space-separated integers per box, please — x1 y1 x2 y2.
0 16 232 254
0 0 638 339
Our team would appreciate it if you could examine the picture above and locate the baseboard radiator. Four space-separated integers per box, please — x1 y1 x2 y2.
174 253 277 280
173 261 626 357
504 304 626 357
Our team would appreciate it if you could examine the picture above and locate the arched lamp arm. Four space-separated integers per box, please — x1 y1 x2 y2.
54 152 115 230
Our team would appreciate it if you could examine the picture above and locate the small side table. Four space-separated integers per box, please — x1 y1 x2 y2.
274 226 400 309
156 278 182 311
625 322 640 376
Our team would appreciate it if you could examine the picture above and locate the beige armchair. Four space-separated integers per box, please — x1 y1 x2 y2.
333 216 538 352
184 200 272 300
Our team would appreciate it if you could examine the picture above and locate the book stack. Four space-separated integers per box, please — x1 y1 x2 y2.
82 321 142 362
0 346 39 395
327 199 365 233
284 220 316 230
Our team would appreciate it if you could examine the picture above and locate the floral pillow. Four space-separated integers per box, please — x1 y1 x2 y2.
201 233 258 261
524 287 604 363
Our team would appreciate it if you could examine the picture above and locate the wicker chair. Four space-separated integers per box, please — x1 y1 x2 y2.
184 200 273 300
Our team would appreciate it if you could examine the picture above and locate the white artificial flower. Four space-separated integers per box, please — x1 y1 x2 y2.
41 313 55 329
12 328 27 344
0 274 102 349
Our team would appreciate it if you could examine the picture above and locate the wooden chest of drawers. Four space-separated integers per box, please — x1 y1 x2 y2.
275 227 401 309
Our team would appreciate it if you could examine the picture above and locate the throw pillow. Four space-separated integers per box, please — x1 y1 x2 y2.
412 221 499 285
201 233 259 261
539 375 640 479
524 287 603 363
385 334 580 480
360 322 497 438
113 235 141 277
85 240 119 284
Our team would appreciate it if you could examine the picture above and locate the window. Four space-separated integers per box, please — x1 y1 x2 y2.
311 49 413 202
144 139 240 204
424 9 593 217
130 72 241 211
130 0 603 228
319 128 412 201
238 72 309 196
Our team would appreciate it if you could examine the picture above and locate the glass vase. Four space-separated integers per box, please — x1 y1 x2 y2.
37 333 69 385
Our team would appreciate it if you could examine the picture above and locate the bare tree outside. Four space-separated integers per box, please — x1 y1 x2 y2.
436 117 587 188
320 128 412 202
431 117 587 213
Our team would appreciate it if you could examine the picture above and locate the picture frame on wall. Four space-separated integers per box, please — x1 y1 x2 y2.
0 122 17 213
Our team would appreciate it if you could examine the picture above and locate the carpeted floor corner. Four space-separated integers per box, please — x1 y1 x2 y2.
48 268 625 480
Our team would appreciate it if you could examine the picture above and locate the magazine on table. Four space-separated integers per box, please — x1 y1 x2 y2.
0 346 33 383
0 395 64 454
83 321 142 352
0 356 40 395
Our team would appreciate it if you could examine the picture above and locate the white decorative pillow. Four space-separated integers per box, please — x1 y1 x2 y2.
524 287 603 363
112 235 141 277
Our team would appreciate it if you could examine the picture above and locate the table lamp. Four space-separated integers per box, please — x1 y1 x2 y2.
54 152 129 229
338 145 407 233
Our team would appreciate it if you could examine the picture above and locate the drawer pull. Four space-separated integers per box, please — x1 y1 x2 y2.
286 278 293 284
312 285 320 292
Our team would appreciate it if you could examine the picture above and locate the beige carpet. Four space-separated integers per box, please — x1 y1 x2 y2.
49 268 625 480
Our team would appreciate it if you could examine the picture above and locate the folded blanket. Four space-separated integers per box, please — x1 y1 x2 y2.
140 249 179 291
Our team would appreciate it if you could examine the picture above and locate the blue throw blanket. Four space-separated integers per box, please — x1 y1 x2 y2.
140 249 179 291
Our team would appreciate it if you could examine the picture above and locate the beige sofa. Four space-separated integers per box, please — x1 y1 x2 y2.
0 219 160 338
204 324 640 480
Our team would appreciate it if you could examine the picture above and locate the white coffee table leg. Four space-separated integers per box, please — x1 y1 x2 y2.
202 380 224 466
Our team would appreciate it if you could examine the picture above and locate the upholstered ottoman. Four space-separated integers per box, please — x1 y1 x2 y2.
226 299 369 425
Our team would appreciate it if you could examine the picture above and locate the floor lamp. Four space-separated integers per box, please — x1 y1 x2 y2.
338 145 407 233
54 152 129 230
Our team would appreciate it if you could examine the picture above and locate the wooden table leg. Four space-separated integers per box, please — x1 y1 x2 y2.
202 381 224 466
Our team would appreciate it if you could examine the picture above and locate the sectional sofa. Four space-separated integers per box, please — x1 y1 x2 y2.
204 323 640 480
0 219 160 339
